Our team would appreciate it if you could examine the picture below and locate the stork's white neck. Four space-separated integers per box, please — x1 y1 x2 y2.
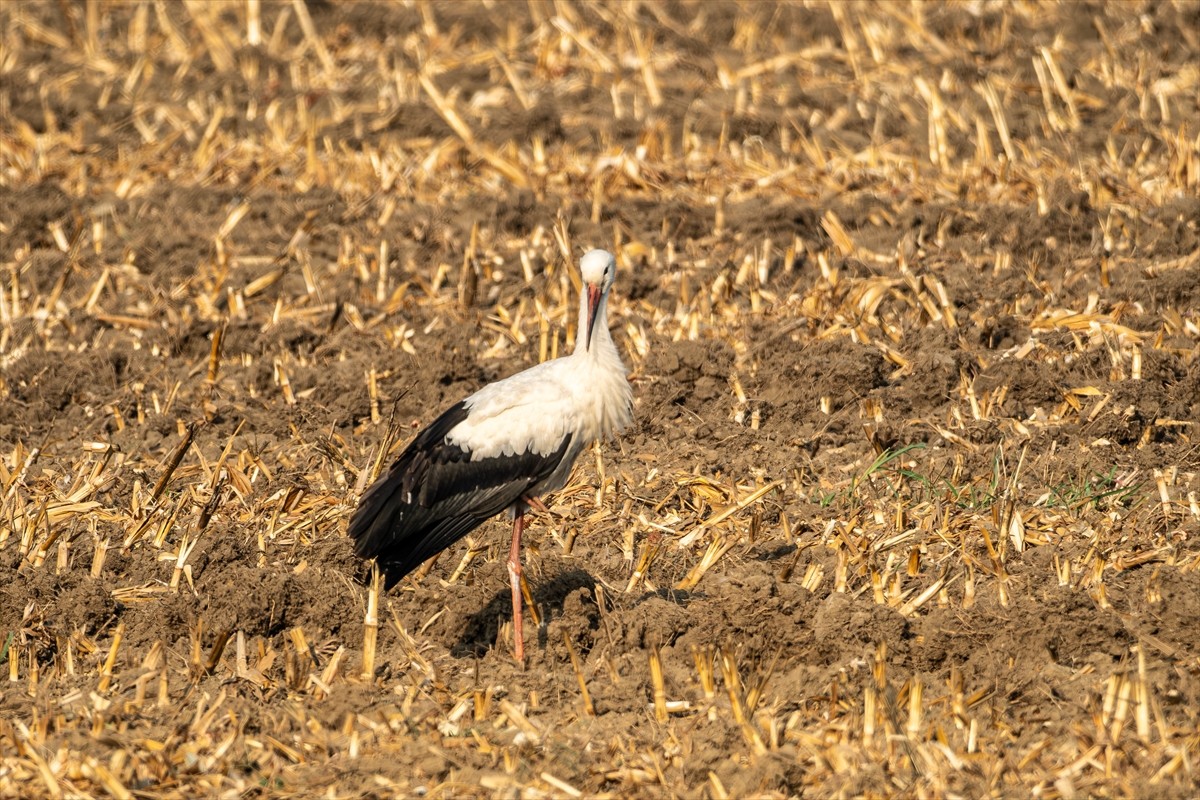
573 287 616 360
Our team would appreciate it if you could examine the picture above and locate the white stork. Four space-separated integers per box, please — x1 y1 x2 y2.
349 249 633 662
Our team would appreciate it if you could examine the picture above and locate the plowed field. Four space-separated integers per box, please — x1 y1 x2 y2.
2 2 1198 797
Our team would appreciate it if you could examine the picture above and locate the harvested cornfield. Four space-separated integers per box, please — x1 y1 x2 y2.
2 1 1198 797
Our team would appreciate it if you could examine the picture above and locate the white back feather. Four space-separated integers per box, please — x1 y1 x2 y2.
445 249 632 467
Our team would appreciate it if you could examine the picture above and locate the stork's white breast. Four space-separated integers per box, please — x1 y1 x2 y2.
446 355 631 460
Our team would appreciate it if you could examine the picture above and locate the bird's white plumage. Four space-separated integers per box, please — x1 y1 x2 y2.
450 361 581 458
445 249 632 495
349 248 632 662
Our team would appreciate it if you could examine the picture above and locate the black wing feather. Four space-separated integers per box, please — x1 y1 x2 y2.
348 401 572 588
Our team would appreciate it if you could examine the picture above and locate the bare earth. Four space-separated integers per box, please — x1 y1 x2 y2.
1 1 1198 798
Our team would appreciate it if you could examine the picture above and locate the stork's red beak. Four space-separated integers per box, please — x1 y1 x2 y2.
585 283 602 351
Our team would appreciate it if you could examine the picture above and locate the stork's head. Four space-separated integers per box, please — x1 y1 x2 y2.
580 249 615 288
579 249 616 351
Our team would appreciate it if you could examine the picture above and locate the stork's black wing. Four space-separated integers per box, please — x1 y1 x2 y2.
348 401 572 588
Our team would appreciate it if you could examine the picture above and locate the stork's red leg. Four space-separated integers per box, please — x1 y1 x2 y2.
523 495 550 514
507 511 525 663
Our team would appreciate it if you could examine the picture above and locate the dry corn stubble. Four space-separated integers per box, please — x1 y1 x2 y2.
2 1 1199 798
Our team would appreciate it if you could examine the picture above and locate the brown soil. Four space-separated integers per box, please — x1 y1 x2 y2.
2 1 1198 798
